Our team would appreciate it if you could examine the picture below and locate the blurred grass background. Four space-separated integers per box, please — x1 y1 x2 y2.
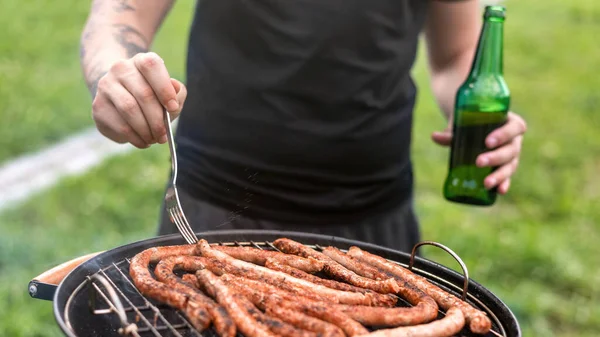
1 0 599 336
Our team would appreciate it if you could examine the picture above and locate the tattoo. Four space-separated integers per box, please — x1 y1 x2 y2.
112 24 148 58
113 0 134 12
79 29 94 60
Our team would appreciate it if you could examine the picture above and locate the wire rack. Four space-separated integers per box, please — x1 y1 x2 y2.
63 241 506 337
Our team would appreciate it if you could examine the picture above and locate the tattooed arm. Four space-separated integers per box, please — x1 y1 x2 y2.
80 0 187 148
81 0 172 96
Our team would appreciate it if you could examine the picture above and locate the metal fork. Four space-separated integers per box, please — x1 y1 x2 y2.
163 109 199 244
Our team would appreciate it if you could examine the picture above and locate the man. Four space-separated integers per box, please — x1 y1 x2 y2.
80 0 526 252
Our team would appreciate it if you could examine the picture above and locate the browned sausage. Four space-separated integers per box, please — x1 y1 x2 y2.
265 304 345 337
265 258 377 294
273 238 400 294
265 296 370 337
154 256 235 337
181 273 199 288
335 301 438 327
321 246 390 280
332 271 439 327
214 245 324 273
196 269 278 337
197 239 387 306
225 273 437 328
226 277 367 337
347 246 491 334
203 257 328 302
129 245 211 331
356 306 466 337
236 294 318 337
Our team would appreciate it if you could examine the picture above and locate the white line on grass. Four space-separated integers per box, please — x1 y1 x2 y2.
0 128 134 211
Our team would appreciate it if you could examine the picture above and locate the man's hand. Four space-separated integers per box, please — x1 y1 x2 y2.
432 112 527 195
91 52 187 149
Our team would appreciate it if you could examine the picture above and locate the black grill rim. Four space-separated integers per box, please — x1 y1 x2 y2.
52 229 521 337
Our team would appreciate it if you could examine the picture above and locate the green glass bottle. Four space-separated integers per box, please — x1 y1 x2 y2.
443 5 510 206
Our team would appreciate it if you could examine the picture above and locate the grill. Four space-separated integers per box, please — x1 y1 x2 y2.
33 230 521 337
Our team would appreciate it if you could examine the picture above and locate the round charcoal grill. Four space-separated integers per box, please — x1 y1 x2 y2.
31 230 521 337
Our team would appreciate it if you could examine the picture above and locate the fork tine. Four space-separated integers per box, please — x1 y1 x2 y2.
178 210 199 242
173 208 198 243
173 215 195 245
170 207 197 244
172 212 196 244
169 208 196 244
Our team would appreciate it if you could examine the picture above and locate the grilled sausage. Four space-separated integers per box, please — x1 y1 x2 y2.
273 238 400 294
225 273 437 328
347 246 492 334
181 273 199 288
197 239 388 306
214 245 324 273
154 256 235 337
224 277 367 337
264 258 376 294
237 294 318 337
332 273 439 327
203 257 329 302
265 296 370 337
265 304 345 337
221 274 367 336
319 245 442 326
336 301 438 327
356 306 466 337
129 245 211 331
321 246 390 280
196 269 278 337
219 274 276 309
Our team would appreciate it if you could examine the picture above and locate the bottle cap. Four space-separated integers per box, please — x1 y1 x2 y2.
484 5 506 20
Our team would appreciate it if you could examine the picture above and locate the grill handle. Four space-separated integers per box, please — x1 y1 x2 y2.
28 251 104 301
408 241 470 301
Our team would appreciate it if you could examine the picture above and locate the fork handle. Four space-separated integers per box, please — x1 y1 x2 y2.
163 109 178 176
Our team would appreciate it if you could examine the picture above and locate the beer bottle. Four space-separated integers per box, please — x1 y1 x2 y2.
443 5 509 206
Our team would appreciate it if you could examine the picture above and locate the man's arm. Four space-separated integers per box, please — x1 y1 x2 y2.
80 0 187 149
80 0 174 97
424 0 481 120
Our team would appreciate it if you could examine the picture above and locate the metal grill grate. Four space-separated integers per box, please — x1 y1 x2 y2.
64 241 506 337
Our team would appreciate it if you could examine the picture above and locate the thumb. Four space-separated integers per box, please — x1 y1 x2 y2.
169 78 187 119
431 129 452 147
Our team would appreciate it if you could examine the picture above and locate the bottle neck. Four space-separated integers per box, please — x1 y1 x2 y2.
470 19 504 78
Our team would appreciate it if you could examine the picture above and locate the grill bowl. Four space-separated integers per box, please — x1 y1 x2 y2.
53 230 521 337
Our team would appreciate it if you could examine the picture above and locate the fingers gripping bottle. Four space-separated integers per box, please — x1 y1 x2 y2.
443 6 510 206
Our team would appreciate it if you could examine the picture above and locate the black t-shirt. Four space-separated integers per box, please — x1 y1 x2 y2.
176 0 431 225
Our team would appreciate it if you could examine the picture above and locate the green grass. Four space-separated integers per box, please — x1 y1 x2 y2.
1 0 600 336
0 0 194 164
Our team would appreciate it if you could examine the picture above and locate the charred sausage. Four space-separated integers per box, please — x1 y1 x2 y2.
214 245 324 273
265 296 369 336
356 306 465 337
348 246 492 334
265 258 376 294
129 245 211 331
273 238 400 294
265 304 345 337
225 278 368 337
196 269 278 337
154 256 235 337
237 294 318 337
197 239 388 306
